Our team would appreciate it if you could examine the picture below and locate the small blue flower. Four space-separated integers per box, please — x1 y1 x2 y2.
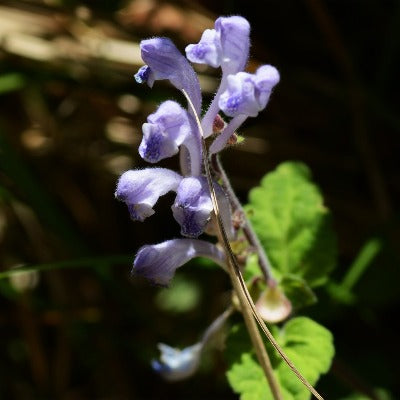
115 168 182 221
172 177 234 238
186 16 250 74
133 238 226 286
120 15 277 284
151 343 202 381
172 177 213 238
139 101 191 163
218 65 280 118
139 37 202 114
151 308 232 381
185 29 221 68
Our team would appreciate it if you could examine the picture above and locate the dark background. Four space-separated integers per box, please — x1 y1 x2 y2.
0 0 399 399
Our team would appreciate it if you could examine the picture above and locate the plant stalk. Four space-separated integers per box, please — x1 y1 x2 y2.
182 89 324 400
212 154 275 284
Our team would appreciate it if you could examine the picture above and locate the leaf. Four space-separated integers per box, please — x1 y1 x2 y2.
226 317 334 400
246 161 337 287
280 275 317 309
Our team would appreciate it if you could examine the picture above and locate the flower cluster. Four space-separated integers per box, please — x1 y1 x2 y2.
115 15 279 378
116 15 279 286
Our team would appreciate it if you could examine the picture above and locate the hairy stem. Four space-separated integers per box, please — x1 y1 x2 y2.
212 154 274 284
201 75 227 137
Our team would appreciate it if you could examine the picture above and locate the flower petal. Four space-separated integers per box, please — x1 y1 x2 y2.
151 343 202 381
115 168 182 221
172 177 213 238
151 307 232 381
185 16 250 74
139 38 202 114
139 101 191 163
216 16 250 73
172 176 234 239
185 29 221 67
218 65 280 117
133 238 226 286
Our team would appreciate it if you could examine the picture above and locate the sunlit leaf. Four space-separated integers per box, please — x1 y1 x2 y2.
246 162 337 287
226 317 334 400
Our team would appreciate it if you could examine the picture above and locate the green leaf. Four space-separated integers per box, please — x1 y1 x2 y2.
226 317 334 400
280 275 317 309
246 161 337 287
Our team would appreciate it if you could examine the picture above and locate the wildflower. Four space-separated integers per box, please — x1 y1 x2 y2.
151 308 232 380
139 100 191 163
115 168 181 222
185 16 250 74
133 239 226 286
136 37 202 114
116 169 232 239
152 343 202 381
116 13 284 384
117 15 279 283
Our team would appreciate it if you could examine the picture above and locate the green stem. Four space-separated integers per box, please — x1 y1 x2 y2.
341 237 382 290
212 154 275 284
0 255 131 279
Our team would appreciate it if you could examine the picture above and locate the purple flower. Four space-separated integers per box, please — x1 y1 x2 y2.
139 101 191 163
133 239 226 286
151 308 232 381
194 16 251 137
218 65 280 118
172 177 213 238
185 29 221 68
152 343 202 381
138 37 202 114
209 65 280 153
116 169 233 239
186 16 250 74
118 15 278 287
172 177 234 239
115 168 181 221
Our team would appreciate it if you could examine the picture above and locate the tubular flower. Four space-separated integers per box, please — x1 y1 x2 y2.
219 65 280 118
119 14 278 282
133 239 226 286
139 101 191 163
115 168 181 222
137 37 202 115
186 16 250 74
117 15 281 379
151 308 232 380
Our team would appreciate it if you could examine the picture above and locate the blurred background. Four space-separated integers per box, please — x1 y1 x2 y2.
0 0 399 399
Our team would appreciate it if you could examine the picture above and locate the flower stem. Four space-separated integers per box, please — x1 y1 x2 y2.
201 75 227 137
212 154 275 284
182 89 324 400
